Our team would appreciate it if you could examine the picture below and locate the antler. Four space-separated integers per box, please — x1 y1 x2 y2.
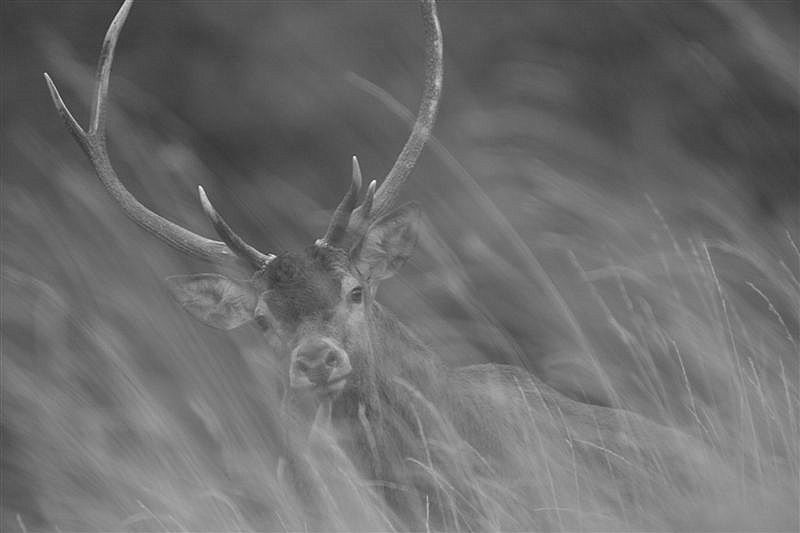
320 155 363 246
44 0 272 271
370 0 442 218
320 0 443 248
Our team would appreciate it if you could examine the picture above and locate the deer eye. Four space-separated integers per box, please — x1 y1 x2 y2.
254 314 270 331
350 286 363 304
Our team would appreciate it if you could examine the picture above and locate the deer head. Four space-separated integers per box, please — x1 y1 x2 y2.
45 0 442 411
167 198 423 403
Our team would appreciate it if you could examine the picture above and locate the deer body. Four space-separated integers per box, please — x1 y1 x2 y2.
257 258 715 529
46 0 728 530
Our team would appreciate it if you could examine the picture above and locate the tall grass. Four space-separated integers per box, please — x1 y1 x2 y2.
3 1 797 531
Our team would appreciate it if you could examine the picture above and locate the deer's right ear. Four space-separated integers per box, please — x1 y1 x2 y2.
166 274 257 330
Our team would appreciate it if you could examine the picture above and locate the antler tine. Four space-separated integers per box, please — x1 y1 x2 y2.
347 179 378 240
361 179 377 219
319 155 363 247
198 187 274 270
91 0 132 137
361 0 443 220
45 0 264 269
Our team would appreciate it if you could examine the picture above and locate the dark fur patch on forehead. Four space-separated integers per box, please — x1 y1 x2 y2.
255 246 348 324
261 247 347 286
307 244 349 273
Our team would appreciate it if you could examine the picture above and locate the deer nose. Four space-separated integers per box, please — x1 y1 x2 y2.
291 339 350 388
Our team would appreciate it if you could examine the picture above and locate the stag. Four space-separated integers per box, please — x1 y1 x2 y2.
46 0 728 530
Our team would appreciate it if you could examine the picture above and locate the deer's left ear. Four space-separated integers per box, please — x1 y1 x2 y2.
351 202 420 282
166 274 257 330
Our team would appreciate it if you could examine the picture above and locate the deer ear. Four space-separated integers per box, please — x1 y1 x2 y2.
165 274 257 330
351 203 420 282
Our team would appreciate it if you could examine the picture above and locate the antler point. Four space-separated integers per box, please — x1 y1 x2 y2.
351 155 363 189
43 73 58 97
197 186 215 219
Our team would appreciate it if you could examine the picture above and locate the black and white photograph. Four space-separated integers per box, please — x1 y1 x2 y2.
2 0 798 531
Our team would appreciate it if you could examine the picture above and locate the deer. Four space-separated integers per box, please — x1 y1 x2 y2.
45 0 734 530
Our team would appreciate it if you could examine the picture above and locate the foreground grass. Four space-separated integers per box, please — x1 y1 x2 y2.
4 111 797 530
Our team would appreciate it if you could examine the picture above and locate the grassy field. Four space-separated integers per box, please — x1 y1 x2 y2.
2 1 798 531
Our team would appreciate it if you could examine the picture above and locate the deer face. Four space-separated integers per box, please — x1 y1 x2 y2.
166 204 419 400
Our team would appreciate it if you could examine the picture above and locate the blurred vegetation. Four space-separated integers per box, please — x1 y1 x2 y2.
2 0 798 531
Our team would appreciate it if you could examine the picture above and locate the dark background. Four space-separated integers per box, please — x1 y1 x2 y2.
5 1 797 219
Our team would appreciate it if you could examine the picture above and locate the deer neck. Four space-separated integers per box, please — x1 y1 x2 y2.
328 301 445 448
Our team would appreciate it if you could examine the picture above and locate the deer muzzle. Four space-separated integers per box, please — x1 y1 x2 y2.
290 338 351 392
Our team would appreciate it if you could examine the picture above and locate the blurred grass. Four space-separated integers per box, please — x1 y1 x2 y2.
2 0 798 531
